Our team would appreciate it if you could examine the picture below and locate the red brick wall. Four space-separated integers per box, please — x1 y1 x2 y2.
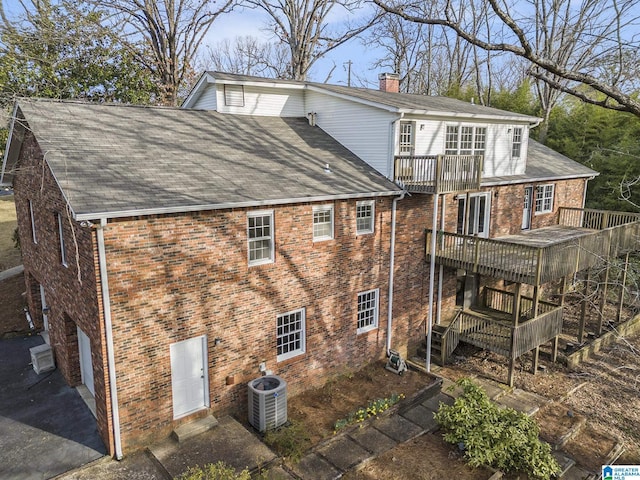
12 132 113 454
103 198 395 449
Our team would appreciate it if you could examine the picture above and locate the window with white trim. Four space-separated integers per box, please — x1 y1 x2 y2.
512 127 523 158
277 308 305 361
356 200 374 234
399 121 414 156
445 125 486 156
535 184 554 214
357 289 379 333
313 205 333 241
224 84 245 107
57 212 67 267
28 200 37 243
247 211 274 266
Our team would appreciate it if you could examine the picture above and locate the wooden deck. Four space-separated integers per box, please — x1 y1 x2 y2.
426 208 640 285
394 154 483 194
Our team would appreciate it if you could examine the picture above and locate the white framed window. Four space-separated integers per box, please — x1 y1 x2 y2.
512 127 523 158
356 200 375 234
535 184 554 214
456 192 491 238
399 121 414 156
28 200 37 244
277 308 306 361
357 289 379 333
224 84 245 107
247 210 274 266
445 125 486 156
57 212 67 267
313 205 333 241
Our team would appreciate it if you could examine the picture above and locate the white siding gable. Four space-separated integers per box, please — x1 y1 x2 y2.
216 85 304 117
306 90 398 177
191 84 218 110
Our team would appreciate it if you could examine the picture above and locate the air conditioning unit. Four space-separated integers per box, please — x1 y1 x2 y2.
248 375 287 432
30 343 55 374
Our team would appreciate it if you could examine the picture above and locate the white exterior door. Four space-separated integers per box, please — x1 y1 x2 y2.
170 336 209 419
77 327 95 396
522 186 533 230
39 284 49 333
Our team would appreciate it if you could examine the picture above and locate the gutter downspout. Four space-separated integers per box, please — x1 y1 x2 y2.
425 193 439 373
436 197 445 325
386 190 406 354
96 218 123 460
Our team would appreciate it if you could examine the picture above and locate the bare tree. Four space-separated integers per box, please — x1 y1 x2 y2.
96 0 234 105
200 35 290 78
245 0 381 80
373 0 640 117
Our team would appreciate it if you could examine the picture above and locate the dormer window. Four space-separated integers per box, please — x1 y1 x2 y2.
445 125 486 157
399 121 414 155
512 127 523 158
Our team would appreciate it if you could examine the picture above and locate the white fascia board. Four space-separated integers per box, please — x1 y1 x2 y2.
215 79 306 90
181 72 216 108
399 108 542 125
73 189 404 222
306 85 400 113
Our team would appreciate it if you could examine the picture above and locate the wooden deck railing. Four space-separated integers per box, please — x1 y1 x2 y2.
559 207 640 229
394 154 483 194
426 209 640 285
512 308 563 357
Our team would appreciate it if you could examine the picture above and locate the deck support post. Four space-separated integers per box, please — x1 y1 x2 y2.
559 276 568 306
551 336 559 363
597 262 610 335
578 269 591 344
532 347 540 374
508 283 522 387
530 285 541 375
617 252 630 322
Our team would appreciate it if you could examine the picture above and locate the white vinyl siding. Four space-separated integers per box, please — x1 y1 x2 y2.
535 184 554 214
313 205 333 241
277 308 306 361
247 210 274 266
191 85 218 110
305 90 396 177
356 200 375 234
357 289 379 333
216 85 304 116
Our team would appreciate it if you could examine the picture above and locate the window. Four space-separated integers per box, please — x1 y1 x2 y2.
457 193 490 238
445 125 486 156
28 200 37 244
356 200 375 234
224 84 245 107
357 289 379 333
399 121 414 155
313 205 333 241
535 184 554 214
57 213 67 267
512 127 523 158
247 211 274 266
277 308 305 361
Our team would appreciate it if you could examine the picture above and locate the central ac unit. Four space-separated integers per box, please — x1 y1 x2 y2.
248 375 287 432
30 343 55 374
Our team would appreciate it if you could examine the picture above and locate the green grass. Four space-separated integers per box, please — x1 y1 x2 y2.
0 196 21 271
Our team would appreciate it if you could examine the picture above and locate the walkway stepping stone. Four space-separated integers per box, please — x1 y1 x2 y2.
317 436 372 472
401 404 438 432
495 388 548 416
292 453 341 480
372 415 423 443
473 377 508 400
348 425 397 455
421 392 454 412
552 451 576 478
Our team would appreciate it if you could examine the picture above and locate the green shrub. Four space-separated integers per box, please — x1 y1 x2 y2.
434 379 560 480
175 461 251 480
334 393 405 432
263 419 310 462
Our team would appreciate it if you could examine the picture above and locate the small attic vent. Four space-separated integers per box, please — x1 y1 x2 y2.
224 84 245 107
248 375 287 432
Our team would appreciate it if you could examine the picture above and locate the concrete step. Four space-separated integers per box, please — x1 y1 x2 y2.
172 415 219 442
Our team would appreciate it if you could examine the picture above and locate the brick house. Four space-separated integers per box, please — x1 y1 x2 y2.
4 73 636 458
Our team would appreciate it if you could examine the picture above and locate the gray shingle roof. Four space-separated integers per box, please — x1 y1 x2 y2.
205 71 539 121
483 139 598 186
15 99 401 220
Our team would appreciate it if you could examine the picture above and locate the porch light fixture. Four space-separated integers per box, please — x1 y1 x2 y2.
214 338 222 346
323 163 332 174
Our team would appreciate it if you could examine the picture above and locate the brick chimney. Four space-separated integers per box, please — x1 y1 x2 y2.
378 73 400 93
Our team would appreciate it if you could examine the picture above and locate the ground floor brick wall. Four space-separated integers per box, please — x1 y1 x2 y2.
103 198 395 450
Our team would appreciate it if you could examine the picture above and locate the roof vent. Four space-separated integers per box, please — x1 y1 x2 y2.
307 112 317 126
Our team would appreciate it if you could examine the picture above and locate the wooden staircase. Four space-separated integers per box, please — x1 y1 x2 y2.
417 324 450 366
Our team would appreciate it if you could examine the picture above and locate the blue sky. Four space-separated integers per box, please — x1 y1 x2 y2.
203 5 385 86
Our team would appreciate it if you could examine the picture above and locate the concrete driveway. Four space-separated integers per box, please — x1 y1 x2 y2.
0 335 106 479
